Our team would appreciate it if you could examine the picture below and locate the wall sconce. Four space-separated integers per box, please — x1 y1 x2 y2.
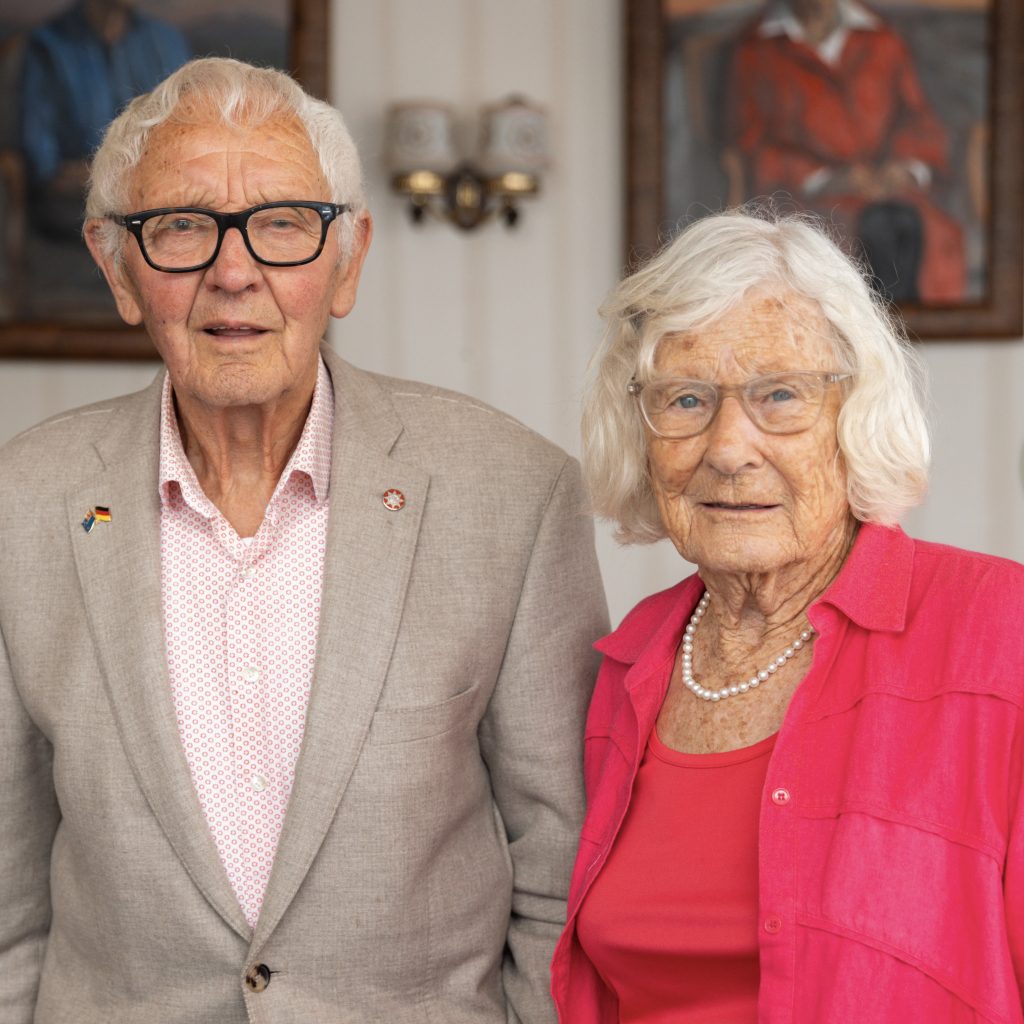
386 97 548 231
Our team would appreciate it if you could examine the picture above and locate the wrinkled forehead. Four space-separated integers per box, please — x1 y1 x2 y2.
128 105 324 207
652 290 841 378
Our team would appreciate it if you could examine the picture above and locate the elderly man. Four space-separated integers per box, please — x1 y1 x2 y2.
0 58 606 1023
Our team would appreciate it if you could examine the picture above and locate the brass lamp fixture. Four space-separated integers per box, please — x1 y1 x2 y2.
386 97 548 231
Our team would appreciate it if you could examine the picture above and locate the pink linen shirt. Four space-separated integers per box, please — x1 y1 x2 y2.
159 359 332 928
551 523 1024 1022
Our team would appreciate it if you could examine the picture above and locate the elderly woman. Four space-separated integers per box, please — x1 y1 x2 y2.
550 209 1024 1022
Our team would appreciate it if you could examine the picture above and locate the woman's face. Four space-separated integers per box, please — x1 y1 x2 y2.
645 290 854 579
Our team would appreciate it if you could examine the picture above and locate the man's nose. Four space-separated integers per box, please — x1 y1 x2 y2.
205 226 261 289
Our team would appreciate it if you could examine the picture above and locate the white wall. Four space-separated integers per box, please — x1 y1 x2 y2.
1 0 1022 626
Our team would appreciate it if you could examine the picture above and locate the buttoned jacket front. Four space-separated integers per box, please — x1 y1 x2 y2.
0 344 607 1024
551 524 1024 1022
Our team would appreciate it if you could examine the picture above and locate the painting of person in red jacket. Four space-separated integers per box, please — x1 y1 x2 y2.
729 0 966 304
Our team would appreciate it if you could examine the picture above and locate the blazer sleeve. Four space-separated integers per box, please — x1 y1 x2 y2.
477 455 608 1023
0 620 60 1022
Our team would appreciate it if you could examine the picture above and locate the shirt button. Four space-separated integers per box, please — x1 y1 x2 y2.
771 788 791 805
764 916 783 934
240 566 256 581
251 774 269 792
242 666 260 684
244 964 271 992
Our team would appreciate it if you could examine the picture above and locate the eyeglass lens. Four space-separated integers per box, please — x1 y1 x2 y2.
140 206 326 269
640 374 833 438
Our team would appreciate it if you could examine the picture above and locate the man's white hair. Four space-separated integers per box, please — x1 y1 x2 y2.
85 57 366 263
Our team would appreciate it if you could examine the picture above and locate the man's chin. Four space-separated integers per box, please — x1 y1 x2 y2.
181 366 288 411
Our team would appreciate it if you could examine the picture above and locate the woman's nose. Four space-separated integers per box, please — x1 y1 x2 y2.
701 395 766 475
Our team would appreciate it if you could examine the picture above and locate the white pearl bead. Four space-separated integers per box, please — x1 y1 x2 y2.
681 591 814 705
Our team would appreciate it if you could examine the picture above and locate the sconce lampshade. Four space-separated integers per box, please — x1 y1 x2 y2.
479 96 549 176
387 95 547 230
386 101 457 174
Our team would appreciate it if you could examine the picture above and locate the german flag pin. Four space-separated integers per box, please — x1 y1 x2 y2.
82 506 111 533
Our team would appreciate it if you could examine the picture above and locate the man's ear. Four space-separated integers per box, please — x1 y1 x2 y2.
83 219 144 326
330 211 373 319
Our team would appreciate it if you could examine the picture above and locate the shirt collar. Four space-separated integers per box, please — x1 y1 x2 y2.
595 521 912 669
759 0 880 64
809 521 913 633
595 575 704 668
158 355 334 514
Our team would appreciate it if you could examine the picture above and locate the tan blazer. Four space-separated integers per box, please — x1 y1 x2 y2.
0 345 607 1024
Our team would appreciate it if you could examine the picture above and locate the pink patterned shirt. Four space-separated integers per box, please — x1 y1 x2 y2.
158 359 333 927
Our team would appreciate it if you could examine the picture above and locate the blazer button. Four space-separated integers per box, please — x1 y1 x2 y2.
245 964 272 992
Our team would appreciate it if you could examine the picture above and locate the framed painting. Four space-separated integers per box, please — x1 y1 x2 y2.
0 0 328 359
626 0 1023 339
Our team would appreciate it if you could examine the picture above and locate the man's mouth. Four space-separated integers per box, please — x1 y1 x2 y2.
203 323 267 337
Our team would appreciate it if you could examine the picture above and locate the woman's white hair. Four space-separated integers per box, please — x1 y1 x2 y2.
85 57 366 263
583 207 930 544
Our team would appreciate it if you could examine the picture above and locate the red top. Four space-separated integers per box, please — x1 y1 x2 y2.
552 525 1024 1023
576 728 775 1023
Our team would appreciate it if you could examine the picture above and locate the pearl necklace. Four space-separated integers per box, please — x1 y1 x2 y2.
681 591 814 702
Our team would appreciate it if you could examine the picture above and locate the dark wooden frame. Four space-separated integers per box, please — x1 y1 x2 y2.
0 0 329 360
626 0 1023 340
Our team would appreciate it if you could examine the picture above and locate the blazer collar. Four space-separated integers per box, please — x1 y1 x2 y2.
68 370 253 939
250 343 429 952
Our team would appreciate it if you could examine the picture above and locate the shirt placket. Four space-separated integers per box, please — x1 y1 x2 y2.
758 607 846 1022
221 515 276 924
758 720 802 1022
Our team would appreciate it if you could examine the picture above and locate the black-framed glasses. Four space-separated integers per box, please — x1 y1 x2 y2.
111 201 351 273
627 372 851 439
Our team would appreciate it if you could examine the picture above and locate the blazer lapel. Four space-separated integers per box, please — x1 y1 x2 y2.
252 349 428 949
68 377 251 939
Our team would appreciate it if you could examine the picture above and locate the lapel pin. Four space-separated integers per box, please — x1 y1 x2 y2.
82 506 111 533
382 489 406 512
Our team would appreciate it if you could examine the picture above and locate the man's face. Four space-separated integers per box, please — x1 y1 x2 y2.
88 111 370 410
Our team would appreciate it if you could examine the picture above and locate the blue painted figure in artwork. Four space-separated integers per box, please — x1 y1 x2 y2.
19 0 190 239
